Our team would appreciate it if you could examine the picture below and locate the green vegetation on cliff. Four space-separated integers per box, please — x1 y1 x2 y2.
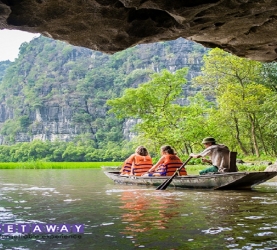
0 60 11 82
0 35 277 162
0 36 206 161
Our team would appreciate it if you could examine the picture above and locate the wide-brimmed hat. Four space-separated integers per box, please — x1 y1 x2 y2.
202 137 216 144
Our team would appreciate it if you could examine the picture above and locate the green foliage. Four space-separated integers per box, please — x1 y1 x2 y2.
0 138 132 162
19 115 31 128
194 48 263 96
0 36 210 161
72 112 93 124
107 68 188 119
0 36 205 149
0 119 21 143
107 46 277 160
0 162 122 169
0 60 11 82
237 164 266 171
193 48 277 157
262 62 277 92
108 68 213 155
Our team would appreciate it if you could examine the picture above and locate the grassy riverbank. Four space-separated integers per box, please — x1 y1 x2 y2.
0 162 123 169
0 162 268 171
187 164 267 172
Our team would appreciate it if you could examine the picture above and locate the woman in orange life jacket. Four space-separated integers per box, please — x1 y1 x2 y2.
120 146 153 176
145 145 187 176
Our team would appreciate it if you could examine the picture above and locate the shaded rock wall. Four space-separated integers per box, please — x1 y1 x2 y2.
1 0 277 61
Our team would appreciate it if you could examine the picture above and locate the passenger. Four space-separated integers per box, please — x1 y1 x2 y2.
120 146 153 176
146 145 187 176
190 137 230 175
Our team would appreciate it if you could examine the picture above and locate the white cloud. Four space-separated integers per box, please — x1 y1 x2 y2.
0 29 39 62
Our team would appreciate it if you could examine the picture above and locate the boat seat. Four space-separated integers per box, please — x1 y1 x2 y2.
229 151 238 172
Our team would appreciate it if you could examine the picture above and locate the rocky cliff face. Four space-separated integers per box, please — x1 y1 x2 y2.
0 36 207 144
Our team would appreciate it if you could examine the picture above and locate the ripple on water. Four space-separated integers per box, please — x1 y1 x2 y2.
14 200 27 203
1 187 19 191
260 200 277 204
259 227 272 230
23 187 55 191
101 222 114 226
254 231 274 236
0 212 15 221
202 227 232 235
63 199 81 202
244 216 264 220
105 234 115 238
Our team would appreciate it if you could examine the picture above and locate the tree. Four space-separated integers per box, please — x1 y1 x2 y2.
262 62 277 92
107 68 209 155
193 48 275 156
218 83 272 156
194 48 263 96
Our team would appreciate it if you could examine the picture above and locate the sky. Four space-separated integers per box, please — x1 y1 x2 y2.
0 29 39 62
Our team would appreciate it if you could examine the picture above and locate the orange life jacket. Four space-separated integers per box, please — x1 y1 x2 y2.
120 154 153 176
133 154 153 176
120 157 133 175
157 154 187 176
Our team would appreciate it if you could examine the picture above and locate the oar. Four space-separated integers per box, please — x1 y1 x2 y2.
156 156 192 190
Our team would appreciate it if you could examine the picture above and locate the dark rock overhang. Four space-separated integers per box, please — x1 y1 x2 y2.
1 0 277 62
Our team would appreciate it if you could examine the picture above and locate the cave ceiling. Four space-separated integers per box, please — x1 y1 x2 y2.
1 0 277 62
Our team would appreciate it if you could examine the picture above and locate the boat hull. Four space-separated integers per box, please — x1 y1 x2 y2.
103 171 277 190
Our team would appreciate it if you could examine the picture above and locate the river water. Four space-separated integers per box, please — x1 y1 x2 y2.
0 169 277 250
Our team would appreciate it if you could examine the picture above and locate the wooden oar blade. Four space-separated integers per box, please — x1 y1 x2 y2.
156 156 192 191
156 173 177 190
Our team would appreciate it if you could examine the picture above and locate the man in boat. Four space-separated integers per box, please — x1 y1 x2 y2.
190 137 230 175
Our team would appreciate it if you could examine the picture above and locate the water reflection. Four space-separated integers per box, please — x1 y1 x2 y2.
114 185 277 249
119 189 180 234
0 169 277 249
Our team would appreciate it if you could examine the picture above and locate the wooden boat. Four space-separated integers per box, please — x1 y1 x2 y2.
103 170 277 190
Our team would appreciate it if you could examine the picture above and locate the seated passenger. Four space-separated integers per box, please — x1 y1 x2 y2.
146 145 187 176
120 146 153 176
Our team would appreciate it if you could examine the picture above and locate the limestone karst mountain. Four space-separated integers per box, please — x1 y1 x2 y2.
0 36 207 145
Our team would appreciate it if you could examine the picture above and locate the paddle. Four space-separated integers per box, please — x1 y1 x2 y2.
156 156 192 190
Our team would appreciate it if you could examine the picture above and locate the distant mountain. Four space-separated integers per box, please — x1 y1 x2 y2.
0 36 208 145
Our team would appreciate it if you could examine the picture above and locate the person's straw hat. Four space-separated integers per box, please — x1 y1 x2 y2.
201 137 216 144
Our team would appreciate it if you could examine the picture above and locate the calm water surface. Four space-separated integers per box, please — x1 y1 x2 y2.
0 169 277 250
